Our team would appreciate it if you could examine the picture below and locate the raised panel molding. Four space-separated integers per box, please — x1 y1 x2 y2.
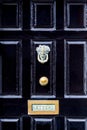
0 118 20 130
64 1 87 31
30 0 56 31
30 40 56 98
64 40 87 98
31 117 55 130
65 118 87 130
0 41 22 98
0 1 22 31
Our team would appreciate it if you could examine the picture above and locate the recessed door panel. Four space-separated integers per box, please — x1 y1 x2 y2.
0 119 20 130
64 1 87 30
30 40 56 98
0 1 22 30
30 0 56 31
0 41 22 98
65 118 86 130
64 40 87 98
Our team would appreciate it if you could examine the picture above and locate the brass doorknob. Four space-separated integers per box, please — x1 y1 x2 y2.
39 76 49 86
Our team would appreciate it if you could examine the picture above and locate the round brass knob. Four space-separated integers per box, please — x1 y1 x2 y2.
39 76 49 86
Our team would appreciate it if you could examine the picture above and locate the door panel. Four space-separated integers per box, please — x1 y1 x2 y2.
64 40 87 98
30 0 56 31
0 0 22 30
64 0 87 30
0 119 20 130
0 0 87 130
65 118 86 130
31 40 56 98
0 41 22 98
32 118 54 130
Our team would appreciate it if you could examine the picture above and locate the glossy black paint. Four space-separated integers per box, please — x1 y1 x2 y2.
0 0 87 130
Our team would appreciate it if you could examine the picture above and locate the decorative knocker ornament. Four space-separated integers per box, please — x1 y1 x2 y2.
36 45 50 64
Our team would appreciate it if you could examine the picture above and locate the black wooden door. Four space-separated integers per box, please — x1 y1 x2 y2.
0 0 87 130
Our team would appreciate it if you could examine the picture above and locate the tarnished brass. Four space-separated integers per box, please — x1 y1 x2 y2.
39 76 48 86
28 100 59 115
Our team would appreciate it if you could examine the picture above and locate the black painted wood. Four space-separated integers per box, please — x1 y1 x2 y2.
0 0 87 130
